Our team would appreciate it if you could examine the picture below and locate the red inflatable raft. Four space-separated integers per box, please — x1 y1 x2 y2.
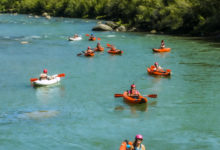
108 50 123 54
123 91 147 104
89 37 96 41
152 48 171 52
147 66 171 76
94 47 104 51
84 52 95 57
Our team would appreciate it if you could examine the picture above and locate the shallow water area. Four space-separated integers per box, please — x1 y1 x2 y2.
0 14 220 150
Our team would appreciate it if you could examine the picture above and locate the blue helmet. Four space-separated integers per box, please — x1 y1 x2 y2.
126 145 131 148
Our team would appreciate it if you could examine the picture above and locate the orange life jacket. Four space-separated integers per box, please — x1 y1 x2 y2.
119 141 133 150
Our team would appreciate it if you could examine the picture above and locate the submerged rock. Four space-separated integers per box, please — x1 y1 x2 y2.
20 41 29 44
23 110 59 120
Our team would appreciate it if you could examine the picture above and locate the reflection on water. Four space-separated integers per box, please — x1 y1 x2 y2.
115 102 148 114
153 51 170 58
114 100 157 114
34 85 65 104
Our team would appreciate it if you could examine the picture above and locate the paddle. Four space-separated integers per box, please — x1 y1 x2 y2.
77 51 85 56
114 93 157 98
166 69 171 72
114 94 123 97
86 34 101 40
106 43 111 48
30 73 65 82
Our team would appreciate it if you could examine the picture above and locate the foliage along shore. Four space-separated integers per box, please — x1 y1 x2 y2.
0 0 219 37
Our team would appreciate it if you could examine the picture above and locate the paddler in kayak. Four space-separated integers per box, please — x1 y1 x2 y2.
133 134 146 150
73 34 79 38
96 42 101 49
85 46 94 54
152 62 164 72
119 135 146 150
89 33 95 40
39 69 53 80
110 45 117 51
160 40 165 49
127 84 140 99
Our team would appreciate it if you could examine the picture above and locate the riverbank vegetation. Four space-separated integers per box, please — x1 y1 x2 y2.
0 0 219 36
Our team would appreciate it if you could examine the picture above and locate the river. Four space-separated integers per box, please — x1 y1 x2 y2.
0 14 220 150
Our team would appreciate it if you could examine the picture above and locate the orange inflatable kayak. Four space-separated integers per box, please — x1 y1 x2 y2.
108 50 123 54
123 91 147 104
147 66 171 76
94 47 104 51
152 48 171 52
84 52 95 57
119 141 133 150
89 37 96 41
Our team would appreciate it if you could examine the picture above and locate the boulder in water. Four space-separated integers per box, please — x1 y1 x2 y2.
150 30 157 34
24 110 59 120
115 25 127 32
105 21 118 29
92 24 113 31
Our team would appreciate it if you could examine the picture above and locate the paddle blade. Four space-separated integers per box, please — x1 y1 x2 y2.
114 94 123 97
147 94 157 98
85 34 90 36
77 53 82 56
97 38 101 40
106 43 111 47
166 69 171 72
30 78 38 82
57 73 65 77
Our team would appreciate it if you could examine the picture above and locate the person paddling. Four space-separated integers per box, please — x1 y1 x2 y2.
127 84 140 99
153 62 164 72
85 46 94 54
133 134 146 150
160 40 165 49
110 45 117 51
89 33 95 40
96 42 101 48
39 69 52 80
73 34 78 38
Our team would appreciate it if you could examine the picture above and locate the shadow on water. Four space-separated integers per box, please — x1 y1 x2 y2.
0 110 59 125
188 37 220 47
153 51 170 58
179 62 220 68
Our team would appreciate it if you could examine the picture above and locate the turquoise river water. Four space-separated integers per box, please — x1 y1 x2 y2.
0 14 220 150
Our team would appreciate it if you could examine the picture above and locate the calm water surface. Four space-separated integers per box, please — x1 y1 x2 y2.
0 14 220 150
